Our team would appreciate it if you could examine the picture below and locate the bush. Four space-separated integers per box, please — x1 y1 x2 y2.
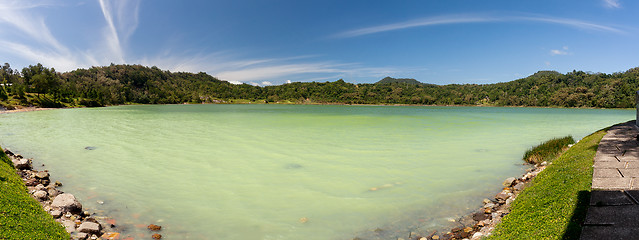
523 136 575 164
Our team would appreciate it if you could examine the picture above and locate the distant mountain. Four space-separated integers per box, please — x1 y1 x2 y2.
375 77 422 85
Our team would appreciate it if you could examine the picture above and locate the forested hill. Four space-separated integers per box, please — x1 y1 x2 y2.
375 77 422 85
0 62 638 109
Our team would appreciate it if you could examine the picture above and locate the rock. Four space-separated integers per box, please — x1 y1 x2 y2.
472 211 489 221
89 234 98 240
505 198 514 206
431 235 439 240
471 232 483 240
35 184 46 191
61 220 76 233
52 193 83 214
482 198 492 204
495 190 510 201
84 146 97 150
54 181 63 187
502 177 516 187
100 232 120 240
148 224 162 231
513 182 525 191
33 190 48 200
50 209 63 218
48 188 59 198
73 232 88 240
35 171 50 179
4 148 14 156
24 178 38 186
540 161 548 166
152 233 162 239
78 221 102 234
14 158 32 170
15 154 22 159
484 202 495 209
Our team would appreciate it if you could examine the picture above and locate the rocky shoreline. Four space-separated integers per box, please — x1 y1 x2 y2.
4 148 163 240
394 162 550 240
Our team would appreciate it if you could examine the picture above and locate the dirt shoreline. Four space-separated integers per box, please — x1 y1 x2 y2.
0 106 56 114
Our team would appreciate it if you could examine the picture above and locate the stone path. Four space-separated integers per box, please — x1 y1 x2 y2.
581 120 639 239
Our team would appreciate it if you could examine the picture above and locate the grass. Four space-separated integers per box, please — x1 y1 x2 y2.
0 146 69 240
523 136 575 164
488 129 606 240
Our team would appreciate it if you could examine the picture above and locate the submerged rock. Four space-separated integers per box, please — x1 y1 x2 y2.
78 221 101 234
52 193 83 214
284 163 302 169
148 224 162 231
84 146 97 150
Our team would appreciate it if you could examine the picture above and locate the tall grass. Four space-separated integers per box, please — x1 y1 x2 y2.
523 136 575 164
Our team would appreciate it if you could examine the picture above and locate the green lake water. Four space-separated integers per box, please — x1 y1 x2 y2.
0 105 633 239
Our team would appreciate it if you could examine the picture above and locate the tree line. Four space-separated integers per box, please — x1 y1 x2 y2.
0 62 638 109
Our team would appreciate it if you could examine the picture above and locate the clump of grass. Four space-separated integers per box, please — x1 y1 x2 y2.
523 136 575 164
0 146 69 240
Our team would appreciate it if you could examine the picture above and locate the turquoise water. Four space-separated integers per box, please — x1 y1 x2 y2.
0 105 633 239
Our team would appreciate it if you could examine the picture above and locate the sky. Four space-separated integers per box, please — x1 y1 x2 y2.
0 0 638 86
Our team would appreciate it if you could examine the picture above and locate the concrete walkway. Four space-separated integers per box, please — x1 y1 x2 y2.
581 121 639 239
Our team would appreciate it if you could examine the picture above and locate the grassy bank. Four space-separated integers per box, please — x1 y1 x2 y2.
0 147 68 240
488 129 606 239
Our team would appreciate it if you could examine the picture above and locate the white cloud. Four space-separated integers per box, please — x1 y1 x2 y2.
286 80 292 84
98 0 141 63
603 0 621 8
0 0 142 71
261 81 273 86
333 13 624 38
550 46 570 56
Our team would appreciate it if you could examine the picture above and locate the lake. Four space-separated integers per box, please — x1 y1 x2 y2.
0 105 633 239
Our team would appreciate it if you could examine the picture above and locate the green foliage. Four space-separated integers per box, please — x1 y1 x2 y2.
489 129 606 240
0 147 69 240
523 136 575 164
1 62 639 109
375 77 422 85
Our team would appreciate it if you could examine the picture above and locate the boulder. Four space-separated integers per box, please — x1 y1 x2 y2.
73 232 89 240
52 193 82 214
502 177 516 187
78 221 102 234
61 220 76 233
50 209 63 218
48 188 59 198
33 190 48 200
495 190 510 201
152 233 162 239
14 158 32 170
35 171 50 179
24 178 38 186
513 182 525 191
4 148 14 156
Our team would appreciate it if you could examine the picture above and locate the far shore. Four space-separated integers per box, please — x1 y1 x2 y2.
0 107 57 114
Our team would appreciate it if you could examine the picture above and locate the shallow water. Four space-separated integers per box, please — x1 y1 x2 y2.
0 105 632 239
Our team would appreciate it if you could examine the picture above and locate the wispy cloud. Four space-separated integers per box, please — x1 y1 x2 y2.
333 15 496 38
550 46 570 56
603 0 621 8
98 0 141 63
0 0 141 71
333 13 624 38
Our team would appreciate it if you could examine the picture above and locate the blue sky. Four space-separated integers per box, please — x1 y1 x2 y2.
0 0 637 86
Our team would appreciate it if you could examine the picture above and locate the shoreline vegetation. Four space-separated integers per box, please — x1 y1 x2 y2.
1 63 639 110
